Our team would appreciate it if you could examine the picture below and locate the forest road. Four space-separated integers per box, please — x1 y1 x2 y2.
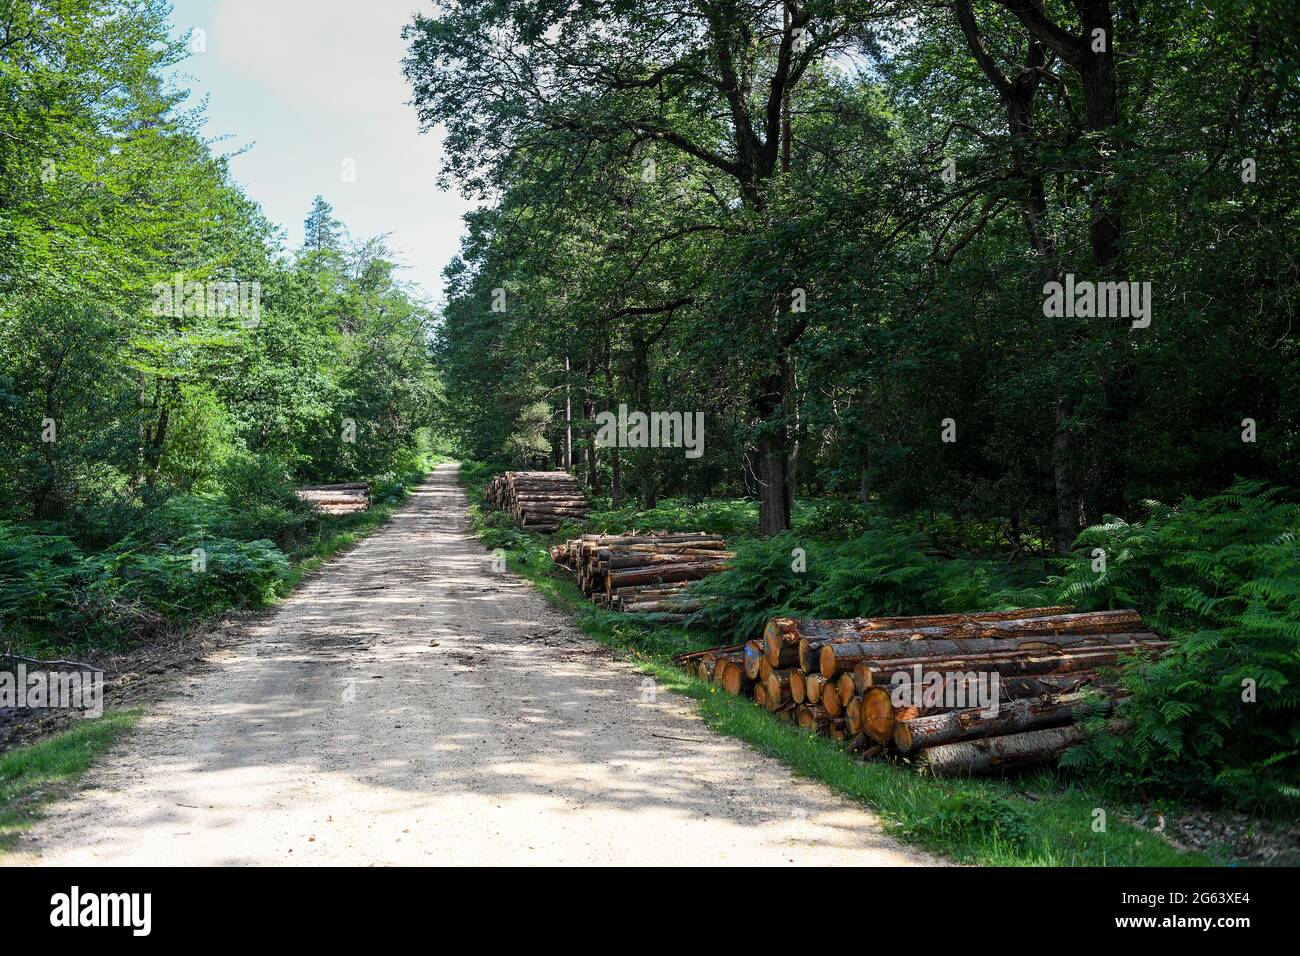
9 463 938 866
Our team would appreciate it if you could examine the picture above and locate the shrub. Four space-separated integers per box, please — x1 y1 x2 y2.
0 524 85 640
794 497 875 540
694 529 999 641
83 535 289 623
1054 479 1300 810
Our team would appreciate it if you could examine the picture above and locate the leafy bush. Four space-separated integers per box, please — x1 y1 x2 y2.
794 497 875 540
0 524 85 640
83 536 289 623
583 497 757 538
694 529 1000 642
1054 480 1300 809
477 511 532 553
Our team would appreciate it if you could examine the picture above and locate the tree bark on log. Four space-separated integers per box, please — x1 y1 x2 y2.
915 719 1131 776
894 690 1116 753
765 606 1079 662
606 559 734 592
860 641 1168 687
820 631 1162 677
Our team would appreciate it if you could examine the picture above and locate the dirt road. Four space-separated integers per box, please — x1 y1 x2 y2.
13 463 936 866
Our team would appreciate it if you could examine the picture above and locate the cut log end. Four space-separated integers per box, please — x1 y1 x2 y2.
862 687 896 744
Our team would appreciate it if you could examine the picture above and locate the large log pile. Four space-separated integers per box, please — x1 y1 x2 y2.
484 471 590 531
550 532 731 621
675 607 1165 775
295 482 370 515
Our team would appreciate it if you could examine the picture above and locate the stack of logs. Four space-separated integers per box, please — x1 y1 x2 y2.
295 483 370 515
675 607 1166 776
550 532 731 622
484 471 590 532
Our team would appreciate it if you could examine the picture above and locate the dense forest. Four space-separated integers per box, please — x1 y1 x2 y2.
405 0 1300 808
411 0 1297 547
1 2 440 647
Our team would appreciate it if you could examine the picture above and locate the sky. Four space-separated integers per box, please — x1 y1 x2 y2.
167 0 472 304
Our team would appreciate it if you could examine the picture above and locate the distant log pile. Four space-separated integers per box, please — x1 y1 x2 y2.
550 532 731 621
295 482 369 515
675 607 1163 775
484 471 590 531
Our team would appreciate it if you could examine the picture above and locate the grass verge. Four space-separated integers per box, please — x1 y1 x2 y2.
460 461 1207 866
0 709 141 853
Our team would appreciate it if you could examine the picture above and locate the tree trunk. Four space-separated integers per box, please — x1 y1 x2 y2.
820 630 1160 677
630 333 656 510
893 691 1112 753
865 642 1168 688
583 394 599 494
754 357 793 535
563 354 572 471
916 718 1129 776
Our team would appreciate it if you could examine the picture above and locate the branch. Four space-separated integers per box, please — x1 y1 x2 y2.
954 0 1012 97
993 0 1085 69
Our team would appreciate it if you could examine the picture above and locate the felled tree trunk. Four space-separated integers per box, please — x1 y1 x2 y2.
893 691 1115 753
819 630 1159 677
916 719 1130 776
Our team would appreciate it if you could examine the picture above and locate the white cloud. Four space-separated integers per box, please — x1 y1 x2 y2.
210 0 414 113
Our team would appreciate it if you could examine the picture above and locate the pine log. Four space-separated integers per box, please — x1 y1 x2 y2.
605 560 732 592
821 685 843 718
881 672 1103 709
602 551 733 569
764 669 794 710
862 642 1169 687
793 609 1142 672
819 631 1163 677
836 673 855 707
804 672 826 705
845 696 864 735
743 641 767 680
789 668 808 704
672 641 746 664
796 704 832 734
716 658 752 696
861 687 897 744
852 663 872 696
915 719 1131 776
620 599 707 614
765 606 1078 663
894 691 1116 753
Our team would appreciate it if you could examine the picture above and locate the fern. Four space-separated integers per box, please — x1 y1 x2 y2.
1051 479 1300 810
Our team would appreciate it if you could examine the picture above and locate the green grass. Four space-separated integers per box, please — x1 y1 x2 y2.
0 709 141 853
461 461 1208 866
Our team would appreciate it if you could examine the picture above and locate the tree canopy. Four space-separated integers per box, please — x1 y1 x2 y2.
406 0 1299 550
